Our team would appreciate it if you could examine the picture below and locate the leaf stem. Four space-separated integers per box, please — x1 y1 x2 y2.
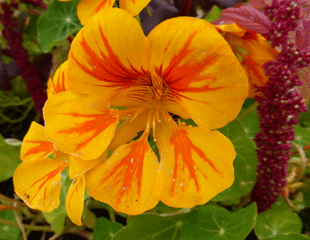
0 218 54 232
107 206 116 223
0 194 37 219
0 101 34 123
0 97 32 107
13 197 27 240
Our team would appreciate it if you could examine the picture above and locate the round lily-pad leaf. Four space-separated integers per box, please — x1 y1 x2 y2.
254 209 302 239
212 120 257 202
38 0 82 52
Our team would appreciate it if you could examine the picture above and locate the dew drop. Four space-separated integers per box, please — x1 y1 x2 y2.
130 158 134 163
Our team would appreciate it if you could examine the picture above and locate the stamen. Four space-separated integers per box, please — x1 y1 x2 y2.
128 105 149 123
159 108 177 129
152 110 157 142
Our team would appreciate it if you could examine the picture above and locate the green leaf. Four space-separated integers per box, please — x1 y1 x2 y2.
0 135 22 182
113 204 256 240
181 203 257 240
212 120 257 201
204 5 222 22
239 108 260 140
42 168 72 234
113 208 193 240
0 210 21 240
37 0 82 52
299 102 310 126
93 217 123 240
264 233 310 240
154 201 182 214
294 125 310 148
254 210 302 239
270 196 291 212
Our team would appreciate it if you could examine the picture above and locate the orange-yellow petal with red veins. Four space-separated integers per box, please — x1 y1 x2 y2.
85 139 159 214
77 0 116 26
43 92 119 160
20 122 54 161
69 153 105 179
47 61 68 99
67 8 151 105
153 127 235 208
13 158 68 212
216 23 278 98
148 18 248 130
66 175 85 226
108 109 149 151
119 0 151 16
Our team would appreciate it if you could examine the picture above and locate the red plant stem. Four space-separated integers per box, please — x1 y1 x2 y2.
0 1 47 119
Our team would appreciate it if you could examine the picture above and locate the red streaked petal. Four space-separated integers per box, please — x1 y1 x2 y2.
67 8 151 105
85 139 159 215
20 122 54 161
217 23 278 98
66 175 85 226
44 92 119 160
13 159 68 212
153 127 235 208
47 61 68 98
119 0 151 16
148 17 248 130
77 0 116 25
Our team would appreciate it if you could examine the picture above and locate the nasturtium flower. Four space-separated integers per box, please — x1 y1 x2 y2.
13 63 102 226
215 23 279 97
43 8 248 215
59 0 151 25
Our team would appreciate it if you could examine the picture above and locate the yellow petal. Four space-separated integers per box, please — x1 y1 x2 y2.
69 153 104 179
119 0 151 16
153 127 235 208
66 175 85 226
77 0 116 25
67 8 151 105
13 159 68 212
108 109 149 151
20 122 54 161
47 61 68 99
85 139 159 215
44 92 119 160
148 18 248 130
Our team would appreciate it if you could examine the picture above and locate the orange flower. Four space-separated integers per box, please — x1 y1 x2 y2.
59 0 151 25
43 8 248 214
13 63 102 226
216 23 279 98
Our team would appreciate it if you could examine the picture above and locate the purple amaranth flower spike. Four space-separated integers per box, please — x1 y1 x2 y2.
0 1 47 118
250 0 310 212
